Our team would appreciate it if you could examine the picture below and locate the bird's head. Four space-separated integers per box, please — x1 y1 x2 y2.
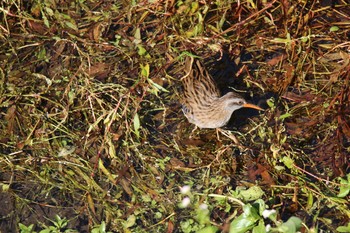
223 92 263 112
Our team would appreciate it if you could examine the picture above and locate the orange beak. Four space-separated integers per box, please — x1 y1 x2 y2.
242 103 264 111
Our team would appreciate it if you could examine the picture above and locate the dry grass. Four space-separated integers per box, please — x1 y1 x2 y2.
0 0 349 232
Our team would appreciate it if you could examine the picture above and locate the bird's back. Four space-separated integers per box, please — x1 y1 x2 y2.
181 57 224 128
181 57 221 105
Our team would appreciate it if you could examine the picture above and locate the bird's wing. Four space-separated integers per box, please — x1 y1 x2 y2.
193 59 221 98
181 57 221 98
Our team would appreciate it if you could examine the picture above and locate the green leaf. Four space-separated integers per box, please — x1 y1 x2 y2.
282 156 294 169
18 223 26 231
252 220 266 233
306 191 314 210
2 183 10 191
91 228 99 233
41 10 50 28
266 98 275 108
230 204 260 233
197 225 219 233
278 216 302 233
185 13 204 37
237 186 264 202
330 26 339 32
274 165 285 171
99 221 107 233
36 47 47 61
337 174 350 198
134 27 141 40
337 222 350 232
190 2 199 13
140 63 150 78
300 36 308 43
279 113 292 120
124 214 136 228
230 216 256 233
196 205 210 225
253 199 267 216
137 45 151 58
65 21 78 31
39 229 51 233
45 7 54 16
272 37 292 43
147 78 169 96
19 223 35 233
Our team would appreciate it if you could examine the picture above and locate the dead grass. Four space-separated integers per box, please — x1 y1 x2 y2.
0 0 349 232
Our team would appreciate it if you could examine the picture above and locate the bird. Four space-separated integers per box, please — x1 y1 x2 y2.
181 56 263 129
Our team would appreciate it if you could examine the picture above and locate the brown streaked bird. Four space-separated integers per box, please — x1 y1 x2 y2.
181 56 263 129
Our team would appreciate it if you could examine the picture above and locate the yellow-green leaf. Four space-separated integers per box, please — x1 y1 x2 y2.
134 113 140 138
140 63 150 78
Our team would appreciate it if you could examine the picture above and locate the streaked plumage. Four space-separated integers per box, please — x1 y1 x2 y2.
181 56 262 128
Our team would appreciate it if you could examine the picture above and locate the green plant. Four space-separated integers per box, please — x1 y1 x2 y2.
178 185 303 233
229 200 302 233
19 223 36 233
91 221 112 233
40 215 77 233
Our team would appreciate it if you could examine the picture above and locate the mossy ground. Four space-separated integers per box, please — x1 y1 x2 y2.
0 0 349 232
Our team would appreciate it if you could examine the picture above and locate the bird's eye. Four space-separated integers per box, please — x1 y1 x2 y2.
238 100 244 105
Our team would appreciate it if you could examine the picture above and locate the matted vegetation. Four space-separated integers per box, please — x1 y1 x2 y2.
0 0 349 232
